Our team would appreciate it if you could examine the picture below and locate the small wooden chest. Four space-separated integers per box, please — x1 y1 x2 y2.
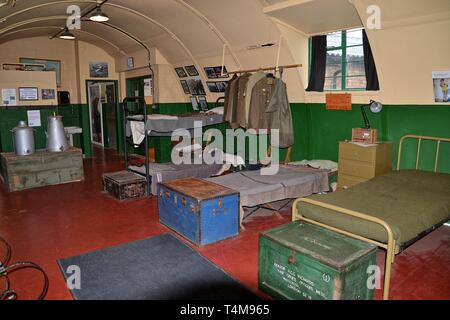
259 221 377 300
103 171 147 200
0 148 84 192
158 178 239 246
352 128 377 144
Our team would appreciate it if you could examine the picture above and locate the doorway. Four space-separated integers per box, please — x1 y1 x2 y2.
87 80 118 149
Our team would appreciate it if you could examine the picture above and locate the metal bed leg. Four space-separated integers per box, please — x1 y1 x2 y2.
383 240 395 300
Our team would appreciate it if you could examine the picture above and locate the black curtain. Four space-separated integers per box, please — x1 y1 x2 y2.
363 30 380 91
306 35 327 92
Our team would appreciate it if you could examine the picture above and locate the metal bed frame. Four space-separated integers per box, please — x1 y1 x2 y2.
292 135 450 300
122 96 151 195
122 96 227 196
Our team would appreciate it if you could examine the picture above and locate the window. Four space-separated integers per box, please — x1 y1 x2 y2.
322 28 366 91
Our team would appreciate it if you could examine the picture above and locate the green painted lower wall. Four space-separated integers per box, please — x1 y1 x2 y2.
7 102 445 172
120 102 449 169
290 103 450 173
0 104 93 158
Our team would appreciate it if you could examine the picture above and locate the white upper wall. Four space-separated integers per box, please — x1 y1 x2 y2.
0 0 449 105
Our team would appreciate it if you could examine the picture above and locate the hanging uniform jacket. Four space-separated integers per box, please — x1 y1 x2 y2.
234 73 251 129
223 74 239 124
248 76 276 131
241 71 266 128
266 78 294 148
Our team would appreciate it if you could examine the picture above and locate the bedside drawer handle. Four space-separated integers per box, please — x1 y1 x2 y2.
190 203 195 213
288 252 297 265
181 197 186 206
165 191 170 199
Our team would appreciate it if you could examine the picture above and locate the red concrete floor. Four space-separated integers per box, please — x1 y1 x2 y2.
0 147 449 300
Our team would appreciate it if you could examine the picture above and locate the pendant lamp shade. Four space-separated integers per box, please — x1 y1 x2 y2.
90 6 109 22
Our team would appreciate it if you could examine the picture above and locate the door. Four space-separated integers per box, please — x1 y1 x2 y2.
105 83 117 149
88 83 103 146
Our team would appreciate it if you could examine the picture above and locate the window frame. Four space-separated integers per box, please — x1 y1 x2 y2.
308 28 367 92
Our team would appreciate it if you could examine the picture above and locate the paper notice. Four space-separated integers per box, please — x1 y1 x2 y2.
2 88 17 106
144 78 153 97
27 110 41 127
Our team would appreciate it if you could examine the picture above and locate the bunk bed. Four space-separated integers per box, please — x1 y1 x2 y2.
122 97 225 195
292 135 450 300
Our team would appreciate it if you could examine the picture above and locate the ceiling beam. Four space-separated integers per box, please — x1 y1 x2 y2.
0 0 207 80
0 25 126 55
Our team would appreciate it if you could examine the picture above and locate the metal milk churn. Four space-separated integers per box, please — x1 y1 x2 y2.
11 121 35 156
46 114 69 152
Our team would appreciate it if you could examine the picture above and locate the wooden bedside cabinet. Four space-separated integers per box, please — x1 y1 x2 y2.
338 141 393 189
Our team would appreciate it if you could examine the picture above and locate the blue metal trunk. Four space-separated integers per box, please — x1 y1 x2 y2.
158 178 239 246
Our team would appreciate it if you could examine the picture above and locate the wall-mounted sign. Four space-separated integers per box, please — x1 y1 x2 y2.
127 57 134 69
326 93 352 110
432 71 450 103
19 87 39 101
1 88 17 106
144 78 153 97
144 77 153 104
27 110 41 127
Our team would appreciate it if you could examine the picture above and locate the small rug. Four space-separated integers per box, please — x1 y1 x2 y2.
58 233 258 300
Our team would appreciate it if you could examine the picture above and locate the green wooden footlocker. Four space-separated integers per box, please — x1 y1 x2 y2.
259 221 377 300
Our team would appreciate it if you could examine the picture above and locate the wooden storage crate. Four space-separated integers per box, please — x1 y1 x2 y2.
259 221 377 300
103 171 147 200
0 148 84 192
352 128 377 144
158 178 239 246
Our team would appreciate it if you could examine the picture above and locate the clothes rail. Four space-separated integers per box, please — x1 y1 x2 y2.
228 63 302 75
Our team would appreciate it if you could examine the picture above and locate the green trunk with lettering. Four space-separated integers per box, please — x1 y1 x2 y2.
258 221 377 300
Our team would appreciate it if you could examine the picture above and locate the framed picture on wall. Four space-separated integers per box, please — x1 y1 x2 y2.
204 67 217 79
190 96 199 111
42 89 56 100
180 80 191 94
19 87 39 101
20 58 61 87
185 65 199 77
89 61 109 78
187 78 206 95
127 57 134 69
207 82 219 93
197 96 209 111
215 81 228 92
175 67 188 78
214 66 228 78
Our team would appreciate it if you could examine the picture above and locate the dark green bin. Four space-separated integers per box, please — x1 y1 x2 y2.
259 221 377 300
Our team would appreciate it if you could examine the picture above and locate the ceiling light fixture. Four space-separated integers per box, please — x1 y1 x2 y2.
59 28 75 40
90 5 109 22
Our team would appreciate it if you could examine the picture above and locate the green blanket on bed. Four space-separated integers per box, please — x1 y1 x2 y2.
296 170 450 251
